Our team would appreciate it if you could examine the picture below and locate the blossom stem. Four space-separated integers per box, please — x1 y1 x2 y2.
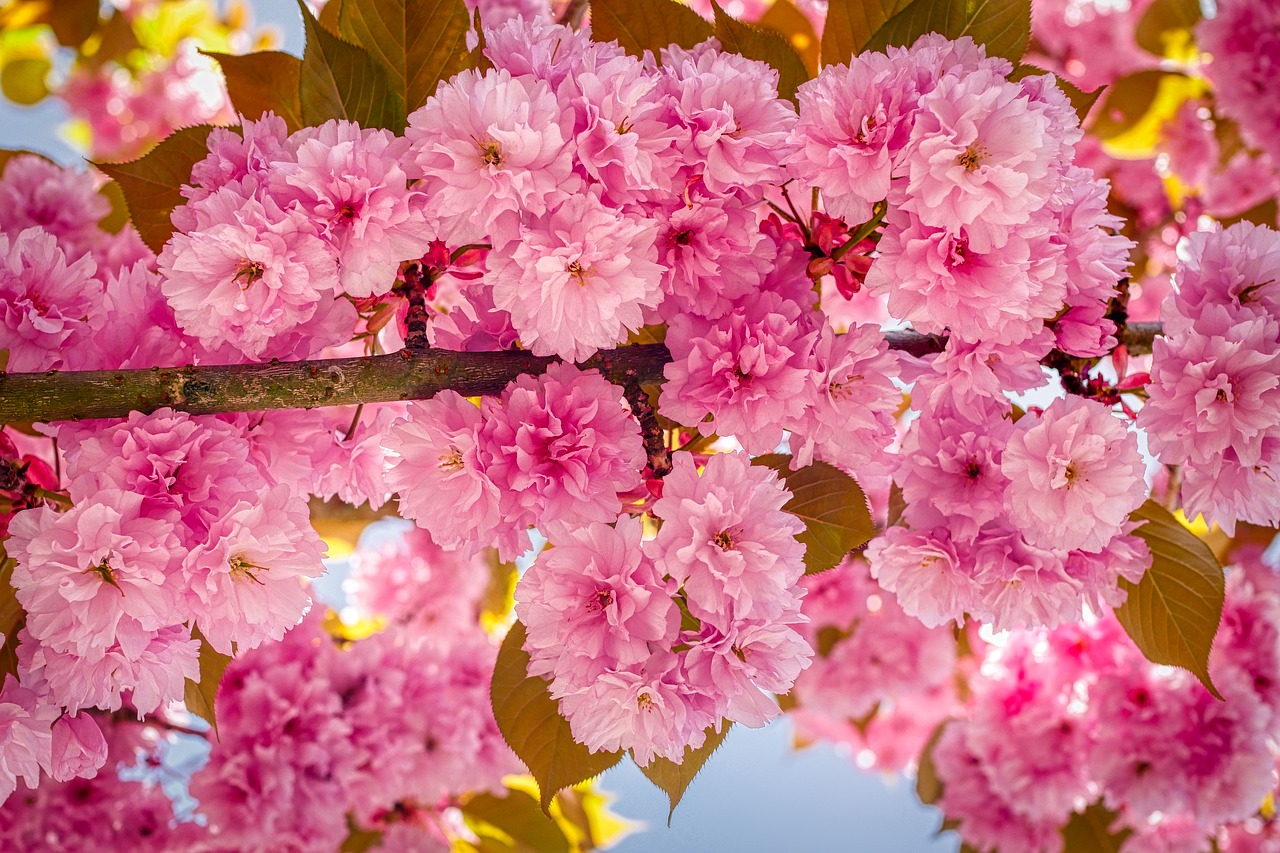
0 325 1160 424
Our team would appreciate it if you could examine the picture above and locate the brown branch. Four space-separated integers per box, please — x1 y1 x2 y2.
0 324 1161 425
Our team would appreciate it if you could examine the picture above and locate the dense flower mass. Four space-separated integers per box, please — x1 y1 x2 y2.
2 3 1280 850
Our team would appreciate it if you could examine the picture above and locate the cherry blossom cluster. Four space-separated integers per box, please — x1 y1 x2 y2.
1139 222 1280 534
930 554 1280 853
191 610 515 852
515 451 812 765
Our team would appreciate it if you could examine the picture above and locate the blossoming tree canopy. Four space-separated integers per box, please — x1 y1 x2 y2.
0 0 1277 848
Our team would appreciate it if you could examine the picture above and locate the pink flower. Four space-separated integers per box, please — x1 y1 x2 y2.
488 189 663 361
896 397 1013 542
272 120 434 298
1002 396 1147 553
90 261 193 370
681 619 811 728
902 68 1064 252
572 53 682 205
556 652 719 766
0 227 104 372
183 113 290 209
867 207 1067 343
0 682 55 804
660 292 818 455
516 515 677 685
158 183 353 361
1179 441 1280 536
183 485 328 655
384 392 510 556
0 156 109 262
790 323 901 469
61 409 268 544
787 51 919 224
482 363 645 551
866 525 976 628
646 451 806 631
1166 221 1280 336
8 496 182 656
404 68 577 246
661 46 798 198
972 525 1083 630
48 714 107 783
1198 0 1280 163
653 189 771 321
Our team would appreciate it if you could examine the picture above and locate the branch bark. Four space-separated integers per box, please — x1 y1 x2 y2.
0 323 1161 424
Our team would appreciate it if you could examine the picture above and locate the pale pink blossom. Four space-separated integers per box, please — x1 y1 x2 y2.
646 451 806 630
272 120 434 298
0 682 55 804
183 114 291 209
384 392 509 556
158 183 352 361
682 619 812 728
0 156 109 262
183 485 327 655
516 515 677 685
0 227 104 372
8 496 182 657
660 292 818 455
1002 396 1147 553
1166 222 1280 336
866 525 976 628
1198 0 1280 163
488 189 662 361
404 68 577 246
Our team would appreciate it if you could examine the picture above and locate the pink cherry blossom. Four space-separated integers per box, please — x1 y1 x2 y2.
866 525 976 628
1002 396 1148 553
646 451 806 630
0 227 104 372
516 515 677 685
48 714 107 783
488 189 663 361
0 682 55 804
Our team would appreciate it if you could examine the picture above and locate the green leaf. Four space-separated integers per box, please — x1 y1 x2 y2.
38 0 99 47
94 124 216 255
914 720 950 806
1116 500 1225 699
820 0 912 67
298 0 403 132
710 0 810 102
634 722 731 822
754 454 876 573
823 0 1030 66
461 789 572 853
589 0 713 61
97 179 130 234
204 50 305 132
1009 64 1105 124
1061 802 1132 852
491 621 623 813
1089 69 1202 157
184 625 233 737
338 0 474 117
1134 0 1201 59
339 815 384 853
758 0 820 77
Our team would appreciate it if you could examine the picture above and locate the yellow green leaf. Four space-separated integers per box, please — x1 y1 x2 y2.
820 0 912 67
1090 69 1205 158
913 720 950 806
93 124 216 255
184 624 233 737
298 0 403 131
634 721 731 822
338 0 474 116
205 50 305 133
461 789 572 853
0 553 24 690
491 621 623 813
1117 499 1225 699
589 0 713 61
1134 0 1201 61
710 0 810 102
754 454 876 573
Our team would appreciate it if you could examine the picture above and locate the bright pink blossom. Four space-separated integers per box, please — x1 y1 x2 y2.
0 227 104 372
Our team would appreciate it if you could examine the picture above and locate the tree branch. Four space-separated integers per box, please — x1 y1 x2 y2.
0 324 1161 424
